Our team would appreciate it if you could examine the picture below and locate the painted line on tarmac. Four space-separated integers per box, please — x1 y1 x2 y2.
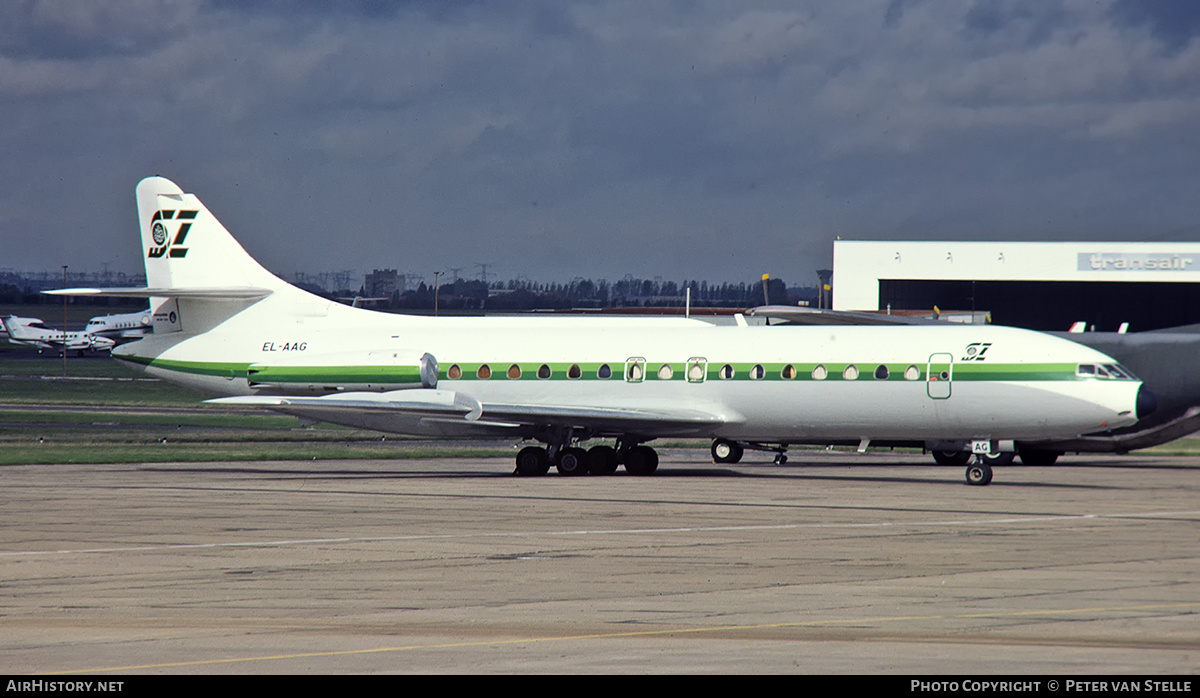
44 601 1200 675
3 510 1197 559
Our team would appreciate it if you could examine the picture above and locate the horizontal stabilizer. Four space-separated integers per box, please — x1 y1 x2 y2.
44 287 272 299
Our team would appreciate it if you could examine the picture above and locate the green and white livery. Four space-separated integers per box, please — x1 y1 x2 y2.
51 177 1154 485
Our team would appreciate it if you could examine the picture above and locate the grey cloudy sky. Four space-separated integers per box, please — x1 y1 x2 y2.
2 0 1199 287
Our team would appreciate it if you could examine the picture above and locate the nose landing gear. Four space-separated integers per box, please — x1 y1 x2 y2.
965 458 994 486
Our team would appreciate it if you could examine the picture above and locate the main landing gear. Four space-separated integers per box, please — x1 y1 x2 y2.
514 439 658 477
712 439 789 464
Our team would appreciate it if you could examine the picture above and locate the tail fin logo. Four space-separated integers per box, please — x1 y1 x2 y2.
147 209 199 259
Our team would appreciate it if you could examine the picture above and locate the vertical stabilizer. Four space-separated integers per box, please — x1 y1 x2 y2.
137 177 285 292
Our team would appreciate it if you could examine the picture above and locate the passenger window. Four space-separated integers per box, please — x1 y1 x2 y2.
874 364 889 380
687 358 706 383
719 364 734 380
568 364 582 379
658 364 674 380
781 364 796 380
904 364 920 381
750 364 765 380
537 364 551 379
507 364 522 379
843 364 859 380
812 364 828 380
447 364 462 380
597 363 612 379
625 358 645 383
477 364 491 379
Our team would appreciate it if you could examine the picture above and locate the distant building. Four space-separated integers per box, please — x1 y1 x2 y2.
365 269 400 298
833 241 1200 331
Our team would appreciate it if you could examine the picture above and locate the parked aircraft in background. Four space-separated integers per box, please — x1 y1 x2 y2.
47 177 1152 485
84 309 153 345
1 315 114 355
333 296 390 308
0 315 40 344
1034 325 1200 457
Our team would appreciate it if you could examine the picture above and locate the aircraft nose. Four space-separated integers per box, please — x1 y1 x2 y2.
1136 385 1157 419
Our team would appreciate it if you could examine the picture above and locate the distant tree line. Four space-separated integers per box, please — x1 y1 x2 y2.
365 276 812 311
1 268 816 312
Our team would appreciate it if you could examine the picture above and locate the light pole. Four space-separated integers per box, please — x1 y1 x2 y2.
62 265 68 377
433 271 444 316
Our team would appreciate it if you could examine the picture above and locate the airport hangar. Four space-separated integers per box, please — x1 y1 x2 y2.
831 241 1200 332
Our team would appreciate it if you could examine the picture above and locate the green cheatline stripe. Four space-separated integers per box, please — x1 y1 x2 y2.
247 365 422 384
117 355 1089 384
118 356 423 384
953 363 1080 381
116 355 251 379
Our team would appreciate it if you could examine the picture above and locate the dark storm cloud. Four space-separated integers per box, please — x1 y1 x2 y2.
1112 0 1200 50
2 0 1200 287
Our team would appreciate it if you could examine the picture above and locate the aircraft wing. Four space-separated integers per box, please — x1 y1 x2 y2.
209 389 735 436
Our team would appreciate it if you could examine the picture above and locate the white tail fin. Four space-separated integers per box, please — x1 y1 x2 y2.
48 177 332 335
137 176 285 293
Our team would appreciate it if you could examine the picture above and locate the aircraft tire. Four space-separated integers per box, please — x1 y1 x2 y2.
624 446 659 476
711 439 744 463
556 447 590 476
965 462 993 486
587 445 619 476
932 450 972 466
1017 448 1061 466
981 451 1015 466
515 446 551 476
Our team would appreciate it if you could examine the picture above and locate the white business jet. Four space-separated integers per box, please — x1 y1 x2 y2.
48 177 1153 485
84 309 153 345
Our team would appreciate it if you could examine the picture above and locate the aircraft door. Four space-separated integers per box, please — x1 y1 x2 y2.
926 353 953 399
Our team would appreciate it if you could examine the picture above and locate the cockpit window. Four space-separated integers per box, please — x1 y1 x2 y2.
1114 364 1139 380
1077 363 1137 380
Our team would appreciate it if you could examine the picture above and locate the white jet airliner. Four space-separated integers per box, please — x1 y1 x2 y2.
49 177 1154 485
